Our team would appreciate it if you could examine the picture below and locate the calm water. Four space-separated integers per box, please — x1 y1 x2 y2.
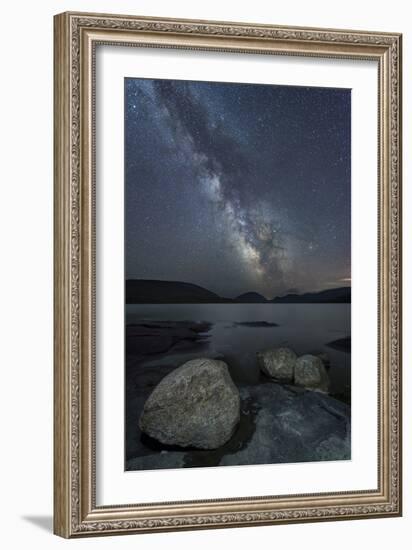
126 303 350 400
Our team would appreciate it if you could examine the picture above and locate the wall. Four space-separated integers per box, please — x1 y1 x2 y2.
0 1 409 548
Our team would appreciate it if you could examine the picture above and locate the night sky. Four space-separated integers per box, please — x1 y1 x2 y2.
125 78 351 299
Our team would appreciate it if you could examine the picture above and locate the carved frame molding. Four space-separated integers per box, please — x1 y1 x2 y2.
54 12 402 538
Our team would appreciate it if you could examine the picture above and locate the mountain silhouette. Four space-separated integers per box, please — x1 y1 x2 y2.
272 287 351 304
235 292 268 303
126 279 231 304
126 279 351 304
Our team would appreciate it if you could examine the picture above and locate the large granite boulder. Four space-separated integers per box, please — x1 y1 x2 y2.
294 354 329 392
257 347 297 382
139 358 240 449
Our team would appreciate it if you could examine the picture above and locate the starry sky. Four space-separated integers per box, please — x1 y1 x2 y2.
125 78 351 299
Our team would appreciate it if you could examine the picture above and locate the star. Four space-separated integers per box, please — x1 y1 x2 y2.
125 77 351 297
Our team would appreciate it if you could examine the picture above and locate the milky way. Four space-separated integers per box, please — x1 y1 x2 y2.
125 78 351 299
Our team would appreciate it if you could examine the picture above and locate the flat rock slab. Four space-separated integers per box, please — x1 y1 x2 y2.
234 321 278 328
220 384 350 466
126 321 211 356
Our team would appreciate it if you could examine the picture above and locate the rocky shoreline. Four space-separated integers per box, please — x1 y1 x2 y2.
127 380 350 471
126 324 351 471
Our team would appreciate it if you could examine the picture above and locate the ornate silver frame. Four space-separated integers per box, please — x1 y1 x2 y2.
54 11 402 538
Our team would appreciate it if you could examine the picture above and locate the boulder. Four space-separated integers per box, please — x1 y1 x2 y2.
139 358 240 449
294 354 329 392
257 347 297 382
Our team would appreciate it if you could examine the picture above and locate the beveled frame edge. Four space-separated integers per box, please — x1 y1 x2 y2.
53 11 402 538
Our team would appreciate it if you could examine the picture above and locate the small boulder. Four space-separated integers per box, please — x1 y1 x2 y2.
294 354 329 392
139 358 240 449
257 347 297 382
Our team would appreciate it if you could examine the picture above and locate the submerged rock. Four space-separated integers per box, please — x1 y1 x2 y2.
257 347 297 382
294 354 329 392
326 336 351 353
139 358 240 449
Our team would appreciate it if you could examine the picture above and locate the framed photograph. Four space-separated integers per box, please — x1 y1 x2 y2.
53 12 402 537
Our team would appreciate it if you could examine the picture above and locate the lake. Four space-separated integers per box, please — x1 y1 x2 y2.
126 303 351 401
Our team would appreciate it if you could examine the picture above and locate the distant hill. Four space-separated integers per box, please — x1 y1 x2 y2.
126 279 351 304
235 292 268 303
126 279 231 304
272 287 351 304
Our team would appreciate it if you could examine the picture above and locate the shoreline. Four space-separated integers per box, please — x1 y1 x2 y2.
126 380 351 471
125 319 351 471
